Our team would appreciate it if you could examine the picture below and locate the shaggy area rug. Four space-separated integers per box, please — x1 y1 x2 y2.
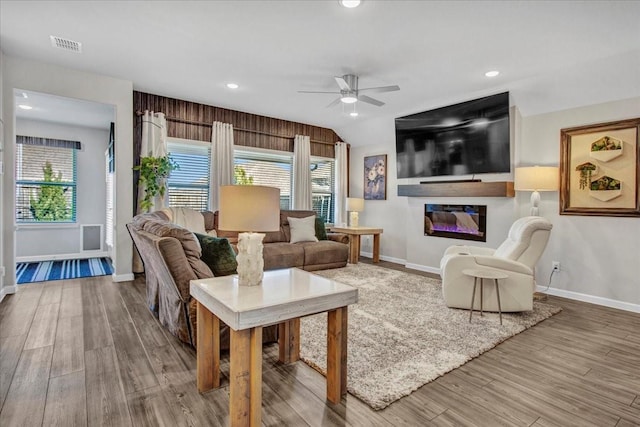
300 263 561 410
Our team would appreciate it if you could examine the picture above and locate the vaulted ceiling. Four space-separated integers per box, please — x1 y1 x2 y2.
2 1 639 144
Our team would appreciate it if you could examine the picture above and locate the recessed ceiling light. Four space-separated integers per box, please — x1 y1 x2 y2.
18 104 33 110
339 0 361 8
226 83 239 89
485 70 500 77
21 92 28 99
350 111 359 117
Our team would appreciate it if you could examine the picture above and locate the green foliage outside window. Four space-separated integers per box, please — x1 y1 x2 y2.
29 161 71 221
234 165 254 185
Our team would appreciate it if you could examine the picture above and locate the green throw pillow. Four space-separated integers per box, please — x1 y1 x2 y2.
195 233 238 277
315 216 328 241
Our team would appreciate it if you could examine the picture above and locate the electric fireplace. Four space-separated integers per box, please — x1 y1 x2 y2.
424 204 487 242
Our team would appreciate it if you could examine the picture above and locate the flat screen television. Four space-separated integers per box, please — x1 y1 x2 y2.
395 92 510 179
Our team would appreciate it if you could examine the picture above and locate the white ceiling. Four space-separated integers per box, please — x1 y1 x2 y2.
2 1 639 143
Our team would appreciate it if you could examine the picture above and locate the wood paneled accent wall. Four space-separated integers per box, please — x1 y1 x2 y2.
133 91 343 158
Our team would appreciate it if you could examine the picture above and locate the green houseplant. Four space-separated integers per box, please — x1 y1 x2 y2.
134 155 179 212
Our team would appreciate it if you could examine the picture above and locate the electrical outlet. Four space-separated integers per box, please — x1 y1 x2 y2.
552 261 560 272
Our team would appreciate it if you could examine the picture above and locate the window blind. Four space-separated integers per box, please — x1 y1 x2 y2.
234 150 293 210
311 158 335 223
167 141 211 211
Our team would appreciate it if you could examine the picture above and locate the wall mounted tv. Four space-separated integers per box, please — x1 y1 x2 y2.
395 92 510 179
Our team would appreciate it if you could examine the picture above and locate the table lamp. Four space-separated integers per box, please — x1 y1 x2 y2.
218 185 280 286
514 166 559 216
346 197 364 227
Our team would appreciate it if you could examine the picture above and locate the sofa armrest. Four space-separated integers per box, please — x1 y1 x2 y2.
156 237 198 301
472 255 533 276
443 245 495 257
327 232 349 244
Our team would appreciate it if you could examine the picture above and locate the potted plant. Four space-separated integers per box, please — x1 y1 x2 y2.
134 155 178 212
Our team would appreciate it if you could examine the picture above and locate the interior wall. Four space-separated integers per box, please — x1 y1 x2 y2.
15 118 109 259
1 56 133 285
0 51 5 294
346 96 639 310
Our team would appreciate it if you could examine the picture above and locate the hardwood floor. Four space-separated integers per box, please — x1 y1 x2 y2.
1 262 639 426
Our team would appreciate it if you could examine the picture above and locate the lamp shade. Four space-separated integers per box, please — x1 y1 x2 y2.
218 185 280 232
514 166 559 191
346 197 364 212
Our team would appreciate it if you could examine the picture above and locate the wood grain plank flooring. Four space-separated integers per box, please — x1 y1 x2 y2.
0 262 639 426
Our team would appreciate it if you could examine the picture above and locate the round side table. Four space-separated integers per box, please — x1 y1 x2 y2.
462 268 508 325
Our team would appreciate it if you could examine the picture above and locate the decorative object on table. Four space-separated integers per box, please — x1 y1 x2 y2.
560 118 640 217
346 197 364 227
301 263 561 410
514 166 559 216
364 154 387 200
218 185 280 286
133 155 179 212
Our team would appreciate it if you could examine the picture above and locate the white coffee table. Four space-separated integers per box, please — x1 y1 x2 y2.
190 268 358 427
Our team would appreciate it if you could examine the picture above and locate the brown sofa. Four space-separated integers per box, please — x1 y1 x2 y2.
127 209 348 348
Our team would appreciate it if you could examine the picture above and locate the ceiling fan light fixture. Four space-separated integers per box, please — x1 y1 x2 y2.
339 0 361 8
341 95 358 104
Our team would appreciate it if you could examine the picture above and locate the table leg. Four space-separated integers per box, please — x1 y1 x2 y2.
230 327 262 427
278 318 300 364
480 278 484 317
372 233 381 263
196 301 220 392
494 279 503 325
469 277 477 323
327 306 348 403
348 235 359 264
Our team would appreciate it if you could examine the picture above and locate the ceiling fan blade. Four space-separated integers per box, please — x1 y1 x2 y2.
298 90 341 94
334 76 351 91
358 94 385 107
358 85 400 93
326 97 342 108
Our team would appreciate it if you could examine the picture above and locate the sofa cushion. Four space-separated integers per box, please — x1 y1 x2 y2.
315 217 328 240
288 215 319 243
195 233 238 277
263 242 304 270
300 240 349 267
141 219 213 279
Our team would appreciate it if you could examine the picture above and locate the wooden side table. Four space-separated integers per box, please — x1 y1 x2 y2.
326 226 383 264
462 268 508 325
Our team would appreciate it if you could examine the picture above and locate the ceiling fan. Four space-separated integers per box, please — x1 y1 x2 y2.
299 74 400 107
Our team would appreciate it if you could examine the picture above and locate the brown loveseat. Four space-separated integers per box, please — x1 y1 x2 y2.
127 209 348 348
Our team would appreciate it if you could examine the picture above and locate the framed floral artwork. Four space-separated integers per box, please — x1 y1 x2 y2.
364 154 387 200
560 118 640 217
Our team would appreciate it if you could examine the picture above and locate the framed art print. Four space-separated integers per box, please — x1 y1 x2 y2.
364 154 387 200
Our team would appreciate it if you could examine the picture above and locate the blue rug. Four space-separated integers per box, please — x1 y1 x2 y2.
16 257 113 284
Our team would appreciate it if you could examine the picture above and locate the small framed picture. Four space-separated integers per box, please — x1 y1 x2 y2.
560 118 640 217
364 154 387 200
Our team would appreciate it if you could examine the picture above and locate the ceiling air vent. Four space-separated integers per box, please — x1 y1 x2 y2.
50 35 82 53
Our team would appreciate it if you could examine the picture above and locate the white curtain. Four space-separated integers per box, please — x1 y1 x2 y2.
210 121 235 211
334 141 348 226
138 110 168 214
292 135 312 210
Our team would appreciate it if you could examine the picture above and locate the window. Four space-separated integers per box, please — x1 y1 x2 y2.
234 150 293 210
311 157 335 223
16 137 78 223
167 140 211 211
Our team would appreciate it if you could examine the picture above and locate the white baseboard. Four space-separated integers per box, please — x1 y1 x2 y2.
112 273 134 282
359 251 406 265
405 262 441 276
16 251 110 263
536 285 640 313
0 285 18 303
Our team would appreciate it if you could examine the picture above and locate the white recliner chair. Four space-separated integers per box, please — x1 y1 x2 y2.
440 216 552 312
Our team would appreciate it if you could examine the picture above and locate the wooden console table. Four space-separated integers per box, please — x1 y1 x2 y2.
328 226 383 264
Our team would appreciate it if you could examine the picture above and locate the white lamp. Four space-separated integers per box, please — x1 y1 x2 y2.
514 166 559 216
218 185 280 286
346 197 364 227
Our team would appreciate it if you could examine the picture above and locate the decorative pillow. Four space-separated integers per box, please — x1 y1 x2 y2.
195 233 238 277
315 216 328 241
288 215 319 244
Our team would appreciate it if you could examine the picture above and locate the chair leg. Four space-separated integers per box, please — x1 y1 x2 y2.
469 277 477 323
480 278 484 317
